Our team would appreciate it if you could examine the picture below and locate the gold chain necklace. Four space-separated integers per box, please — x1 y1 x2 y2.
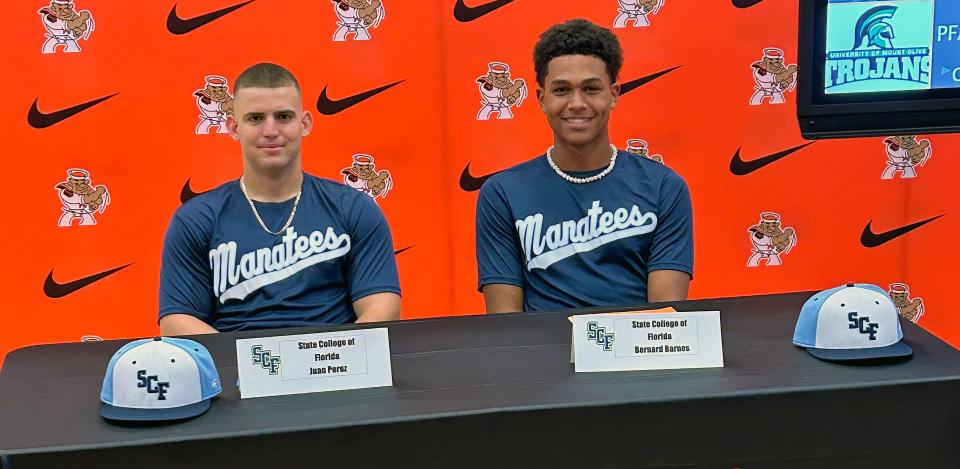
239 177 302 236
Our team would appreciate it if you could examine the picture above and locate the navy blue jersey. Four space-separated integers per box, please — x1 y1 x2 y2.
476 151 693 311
159 173 400 331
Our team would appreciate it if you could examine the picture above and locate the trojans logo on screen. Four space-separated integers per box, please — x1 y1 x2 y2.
476 62 528 120
332 0 385 41
194 75 235 135
38 0 95 54
613 0 664 29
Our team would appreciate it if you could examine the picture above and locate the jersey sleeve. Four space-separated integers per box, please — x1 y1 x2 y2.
476 180 524 290
342 192 401 302
158 209 215 324
647 170 694 277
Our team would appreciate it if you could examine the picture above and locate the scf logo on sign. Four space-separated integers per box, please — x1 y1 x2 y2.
587 321 615 351
251 345 281 375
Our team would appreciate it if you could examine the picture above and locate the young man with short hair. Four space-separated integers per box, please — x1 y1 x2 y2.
159 63 401 334
476 19 693 313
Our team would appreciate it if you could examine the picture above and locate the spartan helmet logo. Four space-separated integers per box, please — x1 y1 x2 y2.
853 5 896 50
38 0 95 54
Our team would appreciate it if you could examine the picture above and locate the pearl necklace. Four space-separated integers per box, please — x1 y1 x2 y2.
239 177 302 236
546 144 618 184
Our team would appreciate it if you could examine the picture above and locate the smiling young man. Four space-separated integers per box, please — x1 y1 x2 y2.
159 63 401 335
476 19 693 313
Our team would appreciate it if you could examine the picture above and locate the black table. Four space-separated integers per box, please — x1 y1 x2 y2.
2 292 959 468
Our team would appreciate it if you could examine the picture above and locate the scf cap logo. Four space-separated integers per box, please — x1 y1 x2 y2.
194 75 235 135
747 212 796 267
881 136 931 179
749 48 797 105
342 154 393 200
613 0 664 29
477 62 528 120
38 0 94 54
55 168 109 227
332 0 385 41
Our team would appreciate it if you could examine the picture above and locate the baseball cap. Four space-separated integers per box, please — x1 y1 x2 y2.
100 337 222 421
793 283 912 362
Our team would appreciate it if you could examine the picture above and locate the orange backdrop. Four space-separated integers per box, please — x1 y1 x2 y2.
2 0 956 366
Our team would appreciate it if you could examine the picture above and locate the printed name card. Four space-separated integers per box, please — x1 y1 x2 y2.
571 311 724 373
236 328 392 399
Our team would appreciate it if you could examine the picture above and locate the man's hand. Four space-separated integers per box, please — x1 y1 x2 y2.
159 313 218 335
354 292 401 323
482 284 523 314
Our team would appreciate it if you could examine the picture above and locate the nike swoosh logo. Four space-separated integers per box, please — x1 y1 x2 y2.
27 93 119 129
316 80 404 115
395 246 413 255
860 215 946 248
460 162 502 192
166 0 255 35
454 0 513 22
619 66 681 95
180 178 212 204
732 0 763 8
43 264 133 298
729 142 815 175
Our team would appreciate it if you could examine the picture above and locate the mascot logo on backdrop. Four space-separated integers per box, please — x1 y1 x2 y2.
749 48 798 105
613 0 664 29
55 168 109 227
38 0 95 54
888 283 925 323
476 62 528 120
881 135 931 179
332 0 385 41
194 75 235 135
626 138 663 164
746 212 796 267
341 154 393 200
824 5 931 93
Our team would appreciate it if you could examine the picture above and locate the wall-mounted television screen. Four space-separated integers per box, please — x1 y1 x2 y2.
798 0 960 138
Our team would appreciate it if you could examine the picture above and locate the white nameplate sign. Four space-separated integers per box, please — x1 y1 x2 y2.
571 311 724 373
236 328 392 399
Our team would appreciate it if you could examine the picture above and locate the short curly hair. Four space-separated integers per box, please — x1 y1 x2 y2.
533 19 623 87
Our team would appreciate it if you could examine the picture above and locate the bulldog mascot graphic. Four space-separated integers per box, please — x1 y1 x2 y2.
613 0 664 28
342 154 393 199
888 283 924 323
477 62 528 121
626 138 663 164
332 0 385 41
194 75 235 135
749 48 798 105
881 135 931 179
38 0 95 53
55 168 109 227
747 212 796 267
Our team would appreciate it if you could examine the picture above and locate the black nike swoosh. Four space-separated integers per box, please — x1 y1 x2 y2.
27 93 119 129
460 162 502 192
454 0 514 22
180 177 212 204
316 80 404 116
166 0 255 35
43 264 133 298
394 246 413 255
729 142 815 175
619 66 681 95
860 215 946 248
732 0 763 8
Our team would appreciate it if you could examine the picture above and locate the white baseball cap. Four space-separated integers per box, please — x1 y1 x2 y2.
100 337 222 421
793 283 912 362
